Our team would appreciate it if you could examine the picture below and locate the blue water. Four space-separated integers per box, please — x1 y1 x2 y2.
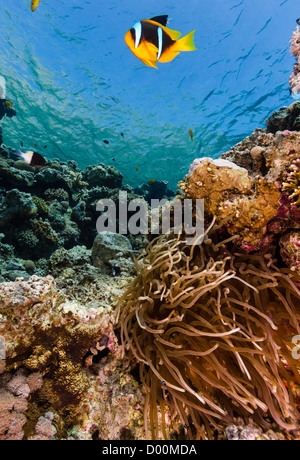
0 0 299 189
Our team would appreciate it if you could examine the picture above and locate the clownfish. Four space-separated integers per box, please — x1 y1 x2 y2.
15 149 46 167
125 15 197 68
31 0 40 12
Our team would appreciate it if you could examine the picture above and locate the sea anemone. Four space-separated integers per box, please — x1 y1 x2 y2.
116 221 300 439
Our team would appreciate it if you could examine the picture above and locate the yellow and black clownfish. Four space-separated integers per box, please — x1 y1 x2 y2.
124 15 197 68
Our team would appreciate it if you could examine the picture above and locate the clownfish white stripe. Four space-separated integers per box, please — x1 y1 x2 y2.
133 22 142 48
157 27 163 60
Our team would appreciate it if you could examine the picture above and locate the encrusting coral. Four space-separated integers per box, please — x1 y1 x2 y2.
0 272 147 439
178 157 281 250
117 221 300 440
178 123 300 259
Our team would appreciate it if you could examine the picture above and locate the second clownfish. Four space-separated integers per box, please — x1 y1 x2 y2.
125 15 197 68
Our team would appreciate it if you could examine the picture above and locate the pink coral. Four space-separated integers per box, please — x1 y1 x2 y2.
28 413 57 440
0 369 44 440
289 26 300 96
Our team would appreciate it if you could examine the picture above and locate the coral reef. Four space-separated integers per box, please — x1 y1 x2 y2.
178 114 300 265
266 102 300 133
179 156 281 251
0 140 165 281
283 158 300 207
289 25 300 97
92 231 136 275
117 223 300 440
225 423 285 440
1 99 300 441
0 274 146 440
280 231 300 273
0 369 43 440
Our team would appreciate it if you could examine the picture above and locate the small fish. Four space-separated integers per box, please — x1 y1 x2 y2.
136 166 139 172
103 139 109 145
5 100 13 108
43 145 47 148
297 18 300 25
31 0 40 12
147 179 157 184
111 158 115 161
125 15 197 68
189 128 194 142
33 142 38 146
20 141 24 147
15 149 46 167
121 132 124 137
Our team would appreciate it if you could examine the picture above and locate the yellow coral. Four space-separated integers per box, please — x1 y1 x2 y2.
283 171 300 206
30 219 58 244
32 196 49 217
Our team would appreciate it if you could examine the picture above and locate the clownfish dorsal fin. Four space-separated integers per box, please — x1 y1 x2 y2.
150 15 169 26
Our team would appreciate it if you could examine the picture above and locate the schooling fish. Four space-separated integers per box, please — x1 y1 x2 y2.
31 0 40 12
125 15 197 68
15 149 46 167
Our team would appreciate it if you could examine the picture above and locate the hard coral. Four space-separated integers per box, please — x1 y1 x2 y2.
283 159 300 207
0 276 115 413
179 158 281 249
32 196 49 217
0 369 43 440
117 222 300 440
30 218 58 246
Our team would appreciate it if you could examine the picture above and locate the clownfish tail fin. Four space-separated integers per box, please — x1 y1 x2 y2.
176 29 197 52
